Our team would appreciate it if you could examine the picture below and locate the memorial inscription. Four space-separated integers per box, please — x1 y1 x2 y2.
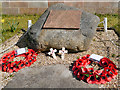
43 10 82 29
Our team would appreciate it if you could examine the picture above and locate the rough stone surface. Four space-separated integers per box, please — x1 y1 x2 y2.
43 10 82 29
17 3 100 52
5 64 98 88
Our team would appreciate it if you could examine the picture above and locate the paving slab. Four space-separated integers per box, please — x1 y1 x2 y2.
5 64 98 88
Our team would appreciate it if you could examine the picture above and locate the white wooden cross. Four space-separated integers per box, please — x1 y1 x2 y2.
48 48 57 59
59 47 68 60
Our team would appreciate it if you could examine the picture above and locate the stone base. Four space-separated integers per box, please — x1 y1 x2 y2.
5 64 98 88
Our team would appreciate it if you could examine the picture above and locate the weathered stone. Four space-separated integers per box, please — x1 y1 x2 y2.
43 10 82 29
17 3 100 52
5 64 98 88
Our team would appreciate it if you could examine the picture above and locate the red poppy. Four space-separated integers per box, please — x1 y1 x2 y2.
28 59 35 64
111 67 118 75
5 53 13 61
4 62 10 72
2 65 7 72
6 66 10 72
108 70 116 79
77 58 84 64
2 53 8 58
6 63 11 68
2 60 7 65
99 58 109 67
104 67 111 73
76 68 83 80
82 68 89 74
73 69 78 76
7 66 14 73
15 51 26 57
8 68 13 73
26 49 34 57
82 68 90 81
10 54 15 60
102 71 112 82
99 75 107 84
94 70 103 76
87 59 92 65
27 54 32 59
18 61 25 69
109 61 117 69
78 59 88 67
82 74 88 81
75 60 83 68
28 49 33 53
77 71 82 80
105 73 112 82
0 64 2 71
11 61 18 67
72 66 77 71
87 74 97 84
85 54 90 58
82 56 87 60
73 61 77 66
94 70 104 84
0 59 2 64
32 57 36 62
24 60 31 67
29 49 36 55
82 59 89 67
13 67 19 72
8 51 15 60
87 68 94 73
17 60 22 66
94 73 101 84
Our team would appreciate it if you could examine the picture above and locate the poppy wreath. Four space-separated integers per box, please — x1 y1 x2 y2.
0 49 37 73
72 54 118 84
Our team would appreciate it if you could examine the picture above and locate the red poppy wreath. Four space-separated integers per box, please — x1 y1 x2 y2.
0 49 37 73
72 54 118 84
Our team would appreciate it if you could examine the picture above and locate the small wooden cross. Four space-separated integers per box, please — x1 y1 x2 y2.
48 48 57 59
59 47 68 60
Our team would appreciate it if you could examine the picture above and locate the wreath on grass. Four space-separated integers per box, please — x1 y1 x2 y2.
0 49 37 73
72 54 118 84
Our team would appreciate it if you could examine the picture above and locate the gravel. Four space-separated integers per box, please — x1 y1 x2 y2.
0 30 119 89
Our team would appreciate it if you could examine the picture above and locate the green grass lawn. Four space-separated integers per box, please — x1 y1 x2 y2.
1 14 41 43
0 14 119 44
96 14 119 36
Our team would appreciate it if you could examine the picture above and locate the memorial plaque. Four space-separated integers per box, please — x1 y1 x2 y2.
43 10 82 29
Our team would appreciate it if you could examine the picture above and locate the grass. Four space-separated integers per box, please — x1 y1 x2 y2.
1 14 41 43
95 14 119 36
95 14 118 28
0 14 119 44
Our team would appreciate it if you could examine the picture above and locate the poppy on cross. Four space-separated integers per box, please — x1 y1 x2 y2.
48 48 57 59
59 47 68 60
